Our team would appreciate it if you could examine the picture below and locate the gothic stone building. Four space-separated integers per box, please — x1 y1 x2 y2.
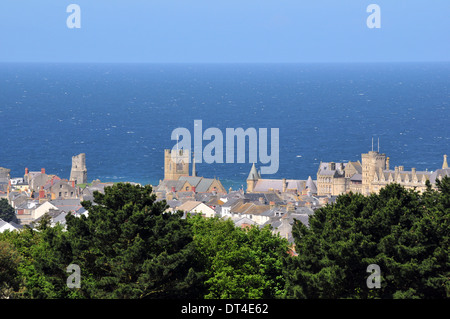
156 149 227 198
317 150 449 196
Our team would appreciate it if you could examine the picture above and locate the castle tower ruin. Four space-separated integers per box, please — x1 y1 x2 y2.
70 153 87 185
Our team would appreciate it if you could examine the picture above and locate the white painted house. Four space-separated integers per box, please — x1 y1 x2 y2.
177 200 216 218
0 218 19 233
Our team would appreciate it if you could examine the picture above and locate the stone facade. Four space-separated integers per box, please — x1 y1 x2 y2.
69 153 87 185
164 149 190 180
317 150 449 196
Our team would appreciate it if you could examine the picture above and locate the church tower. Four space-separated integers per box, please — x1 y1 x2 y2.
164 149 190 180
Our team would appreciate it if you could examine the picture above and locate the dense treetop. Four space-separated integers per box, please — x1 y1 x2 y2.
0 178 448 299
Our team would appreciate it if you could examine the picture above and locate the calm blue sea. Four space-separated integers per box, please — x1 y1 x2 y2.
0 63 449 190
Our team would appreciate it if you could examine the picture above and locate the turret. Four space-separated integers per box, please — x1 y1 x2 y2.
246 163 260 193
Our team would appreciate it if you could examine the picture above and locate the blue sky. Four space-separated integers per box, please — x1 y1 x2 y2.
0 0 448 63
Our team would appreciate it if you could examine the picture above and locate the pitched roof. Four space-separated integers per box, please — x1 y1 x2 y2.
49 199 82 213
305 176 317 193
0 218 18 232
317 162 347 176
247 163 260 180
429 168 450 184
252 179 306 193
178 176 203 186
177 200 202 212
196 178 216 192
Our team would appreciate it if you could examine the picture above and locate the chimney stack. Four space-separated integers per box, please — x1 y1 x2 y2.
386 157 390 170
25 167 29 175
171 186 176 193
39 186 45 199
71 180 75 188
191 186 196 193
41 168 45 174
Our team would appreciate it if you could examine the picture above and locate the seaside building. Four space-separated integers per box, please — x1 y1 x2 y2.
246 163 315 195
155 149 227 198
317 149 449 196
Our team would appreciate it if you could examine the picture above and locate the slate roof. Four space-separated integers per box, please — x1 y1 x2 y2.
247 163 261 180
49 199 82 213
305 176 317 193
252 179 306 193
347 161 362 174
429 168 450 184
196 178 218 193
243 192 283 204
317 162 347 176
178 176 203 186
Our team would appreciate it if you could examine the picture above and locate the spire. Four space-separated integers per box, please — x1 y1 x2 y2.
372 137 374 152
247 163 260 181
305 176 317 194
443 154 448 169
192 151 197 176
378 137 380 152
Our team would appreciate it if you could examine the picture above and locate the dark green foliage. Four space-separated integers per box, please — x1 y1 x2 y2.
64 183 204 298
0 198 16 223
284 177 450 299
0 240 22 298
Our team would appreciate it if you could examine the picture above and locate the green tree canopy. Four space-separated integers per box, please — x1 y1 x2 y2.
189 215 289 299
284 178 450 299
0 198 16 223
63 182 205 298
